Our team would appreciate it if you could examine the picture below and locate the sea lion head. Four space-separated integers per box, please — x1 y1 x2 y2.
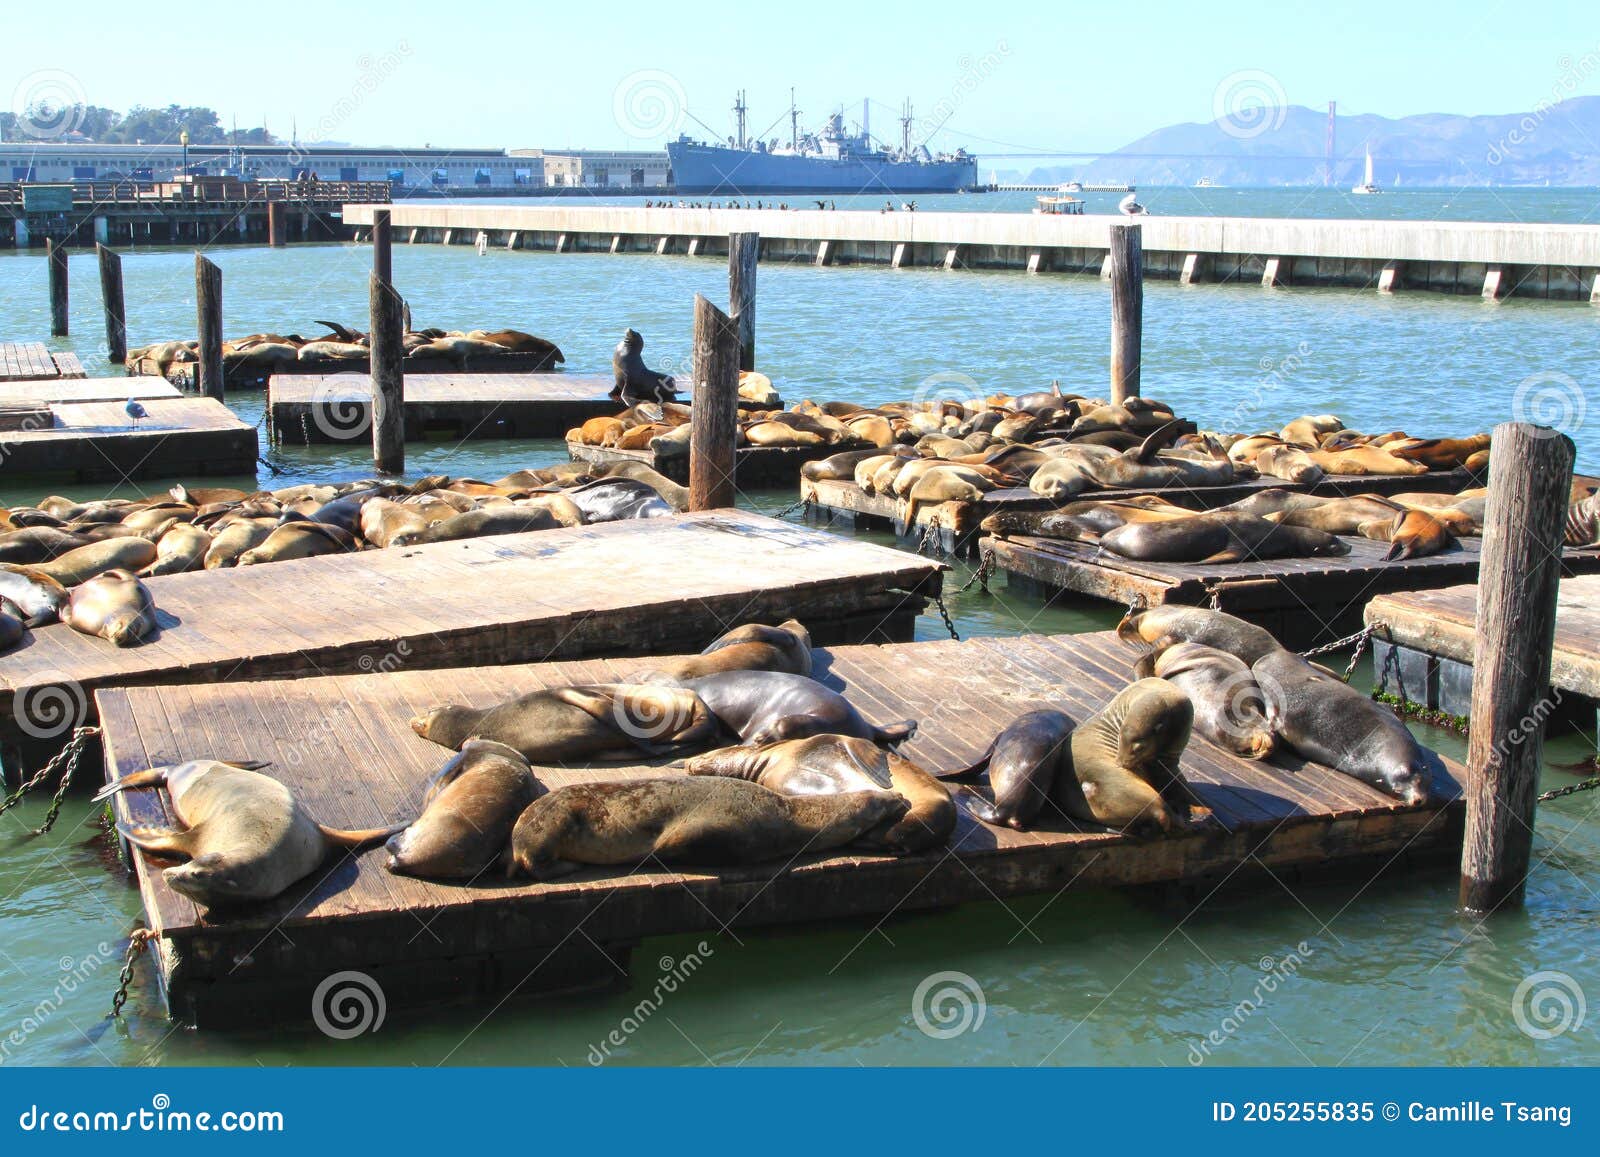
100 609 150 647
163 852 255 905
410 705 479 749
621 329 643 353
1117 678 1194 769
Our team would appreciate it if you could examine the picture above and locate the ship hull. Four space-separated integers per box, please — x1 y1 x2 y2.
667 142 976 195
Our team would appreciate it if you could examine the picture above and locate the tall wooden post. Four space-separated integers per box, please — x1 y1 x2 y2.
688 293 740 511
728 232 758 372
370 272 406 474
371 208 392 285
47 239 69 336
267 199 286 248
1459 421 1575 914
1108 223 1142 404
96 244 126 364
194 255 224 400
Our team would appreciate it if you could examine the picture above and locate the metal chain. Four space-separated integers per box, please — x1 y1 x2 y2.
932 589 961 641
1300 622 1381 684
1539 777 1600 803
110 929 153 1019
914 517 944 558
0 726 99 827
956 547 995 594
770 496 811 521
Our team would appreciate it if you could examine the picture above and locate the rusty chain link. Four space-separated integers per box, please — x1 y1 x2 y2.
110 929 153 1019
0 726 99 833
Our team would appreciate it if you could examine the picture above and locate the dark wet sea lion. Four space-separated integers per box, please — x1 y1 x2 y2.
96 760 403 908
631 619 814 682
0 564 68 625
564 477 673 522
1252 649 1436 803
1117 606 1282 666
506 775 909 879
1059 679 1197 834
941 709 1075 830
1134 640 1275 760
684 734 954 854
0 609 23 653
385 740 542 879
31 537 159 586
677 670 915 746
410 683 718 760
64 569 155 646
1101 512 1348 564
0 527 91 565
609 329 677 404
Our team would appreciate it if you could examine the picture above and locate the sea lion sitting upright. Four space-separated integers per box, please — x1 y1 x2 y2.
385 740 542 880
1134 640 1276 760
676 670 916 747
938 709 1075 830
630 619 813 682
95 760 403 908
1059 679 1198 834
505 776 910 879
1252 648 1438 803
1117 606 1282 666
609 329 677 404
684 734 955 854
64 569 156 646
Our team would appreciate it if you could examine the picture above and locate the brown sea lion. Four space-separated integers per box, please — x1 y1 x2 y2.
1101 512 1348 564
95 760 403 908
1118 606 1282 666
1308 446 1428 476
63 569 155 646
143 523 212 576
385 740 542 879
0 527 90 565
1563 495 1600 547
236 521 357 565
203 518 277 568
939 709 1075 830
505 776 909 880
1134 640 1276 760
1255 444 1324 484
630 620 813 683
31 538 159 586
1359 508 1457 560
1266 494 1402 534
1280 415 1344 446
1058 679 1197 833
900 465 996 526
389 505 559 547
802 447 907 483
1385 434 1490 471
674 671 915 747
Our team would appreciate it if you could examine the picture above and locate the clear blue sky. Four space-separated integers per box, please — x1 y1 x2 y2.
8 0 1598 152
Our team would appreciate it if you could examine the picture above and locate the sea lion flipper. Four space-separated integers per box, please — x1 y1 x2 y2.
117 823 192 857
550 685 615 722
91 767 171 802
319 821 409 850
220 759 271 771
1198 547 1246 564
932 737 996 781
872 719 919 747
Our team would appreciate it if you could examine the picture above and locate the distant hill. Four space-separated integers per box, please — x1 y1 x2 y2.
1006 97 1600 187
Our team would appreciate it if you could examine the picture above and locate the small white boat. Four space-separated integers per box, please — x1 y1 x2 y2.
1194 176 1220 188
1352 147 1381 195
1034 194 1085 215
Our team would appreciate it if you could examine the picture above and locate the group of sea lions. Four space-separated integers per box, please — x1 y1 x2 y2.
127 322 563 380
1225 416 1490 483
0 463 687 655
570 373 797 456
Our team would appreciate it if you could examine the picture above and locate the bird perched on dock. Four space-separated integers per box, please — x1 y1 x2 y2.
124 399 148 427
1118 193 1148 216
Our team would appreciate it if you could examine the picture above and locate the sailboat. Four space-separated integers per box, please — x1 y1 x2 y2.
1352 147 1381 195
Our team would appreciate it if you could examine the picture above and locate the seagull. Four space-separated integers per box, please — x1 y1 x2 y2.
125 399 148 427
1118 193 1148 216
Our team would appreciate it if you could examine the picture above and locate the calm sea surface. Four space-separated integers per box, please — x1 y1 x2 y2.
0 188 1595 1066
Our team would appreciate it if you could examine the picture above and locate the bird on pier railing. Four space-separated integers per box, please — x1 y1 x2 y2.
124 399 148 427
1118 193 1148 216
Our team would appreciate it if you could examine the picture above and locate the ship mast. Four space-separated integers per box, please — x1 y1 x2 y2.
861 98 869 144
789 88 800 151
900 99 913 154
733 90 748 150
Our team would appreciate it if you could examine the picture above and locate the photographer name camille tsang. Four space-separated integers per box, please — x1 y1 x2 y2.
1409 1101 1570 1127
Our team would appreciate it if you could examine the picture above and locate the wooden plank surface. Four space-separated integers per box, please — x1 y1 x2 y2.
0 376 181 404
0 397 258 481
0 511 940 733
1367 570 1600 699
0 342 65 383
95 630 1465 1021
269 372 615 404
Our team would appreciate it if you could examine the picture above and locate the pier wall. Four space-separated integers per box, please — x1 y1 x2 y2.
342 203 1600 302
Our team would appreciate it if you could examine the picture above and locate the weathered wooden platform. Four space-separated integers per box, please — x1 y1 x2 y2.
990 534 1600 651
97 629 1464 1027
268 372 619 442
0 342 86 382
165 348 563 391
568 441 830 488
1366 570 1600 717
0 397 257 481
0 511 939 739
801 471 1476 557
0 376 182 404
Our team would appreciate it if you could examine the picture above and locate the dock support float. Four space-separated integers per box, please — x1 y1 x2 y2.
688 294 740 511
1026 252 1043 274
1261 257 1282 288
1178 253 1205 285
1378 262 1401 294
943 246 960 270
1481 267 1505 301
97 244 126 364
815 240 833 267
47 239 68 336
610 235 623 254
194 255 224 401
656 236 671 256
891 242 909 269
506 231 519 250
370 209 405 476
1458 421 1574 914
729 232 759 372
267 200 285 248
555 233 569 252
1109 223 1143 404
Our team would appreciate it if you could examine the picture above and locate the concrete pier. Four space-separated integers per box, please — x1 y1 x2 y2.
342 203 1600 302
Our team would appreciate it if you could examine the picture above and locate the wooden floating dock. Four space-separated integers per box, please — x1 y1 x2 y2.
991 535 1600 651
0 342 86 382
801 470 1476 557
0 512 939 739
0 396 256 482
0 375 181 404
568 441 828 488
96 629 1464 1027
1366 572 1600 718
268 372 619 442
170 349 564 392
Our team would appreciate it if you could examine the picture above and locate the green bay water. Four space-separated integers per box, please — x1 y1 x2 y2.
0 204 1597 1066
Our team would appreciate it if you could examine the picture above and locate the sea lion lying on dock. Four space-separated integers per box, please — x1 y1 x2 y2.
1100 512 1348 564
685 734 954 854
0 565 69 625
64 569 155 646
97 760 403 908
385 740 542 880
1359 508 1459 560
30 537 158 587
505 776 909 879
629 619 814 682
938 708 1075 830
1134 640 1276 760
143 523 213 576
1117 606 1283 666
674 670 916 747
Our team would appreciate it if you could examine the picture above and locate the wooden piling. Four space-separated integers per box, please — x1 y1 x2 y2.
267 199 286 248
728 232 758 372
194 255 224 401
371 208 392 286
47 239 69 336
1458 421 1575 914
96 244 126 364
1108 223 1142 403
688 294 740 511
370 273 406 474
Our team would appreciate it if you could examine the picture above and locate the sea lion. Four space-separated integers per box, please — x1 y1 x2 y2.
1280 415 1344 446
673 670 915 746
1133 640 1276 759
236 521 356 565
942 709 1075 830
408 335 509 366
466 329 564 362
203 518 277 568
389 505 559 547
63 569 156 646
30 537 159 586
630 619 813 682
801 447 904 483
1360 508 1457 560
95 760 402 908
738 370 781 407
1118 606 1283 666
0 565 68 625
143 523 212 576
1100 512 1348 564
900 464 995 526
1566 495 1600 547
0 526 90 565
1255 444 1324 484
385 740 542 879
609 329 677 404
1266 494 1402 535
1059 679 1197 833
684 734 955 853
1252 648 1437 803
505 776 910 879
1308 446 1428 476
410 683 718 761
1385 434 1490 471
0 609 23 653
564 477 673 522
